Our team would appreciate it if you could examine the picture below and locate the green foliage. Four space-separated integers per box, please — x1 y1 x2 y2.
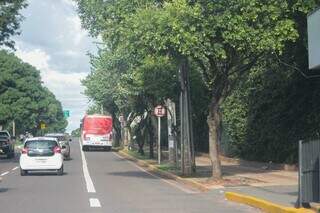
222 1 320 163
0 50 67 135
0 0 27 49
71 128 81 137
76 0 320 166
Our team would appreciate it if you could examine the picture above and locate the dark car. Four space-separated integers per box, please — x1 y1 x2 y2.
0 130 15 158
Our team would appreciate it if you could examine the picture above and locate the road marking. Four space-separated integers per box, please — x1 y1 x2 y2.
12 166 19 171
89 198 101 207
1 171 9 176
113 152 198 194
79 141 96 193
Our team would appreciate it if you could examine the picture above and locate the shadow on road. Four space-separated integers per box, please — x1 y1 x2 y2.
0 188 10 193
0 152 20 163
108 171 157 179
25 172 68 176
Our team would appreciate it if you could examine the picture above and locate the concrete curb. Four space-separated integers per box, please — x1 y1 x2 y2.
225 192 315 213
118 150 209 192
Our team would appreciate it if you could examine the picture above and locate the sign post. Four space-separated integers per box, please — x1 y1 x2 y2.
154 105 166 164
40 122 46 130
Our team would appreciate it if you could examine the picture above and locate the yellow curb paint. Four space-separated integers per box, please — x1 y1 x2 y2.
225 192 314 213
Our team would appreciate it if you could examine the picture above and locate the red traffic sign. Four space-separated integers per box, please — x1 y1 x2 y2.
154 105 166 117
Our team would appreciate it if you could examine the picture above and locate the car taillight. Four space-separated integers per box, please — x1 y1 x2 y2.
53 146 61 154
21 148 28 154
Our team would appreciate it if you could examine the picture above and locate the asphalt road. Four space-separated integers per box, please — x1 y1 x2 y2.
0 139 258 213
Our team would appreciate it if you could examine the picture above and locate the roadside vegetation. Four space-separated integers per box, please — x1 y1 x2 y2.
0 50 68 135
0 0 67 136
74 0 319 179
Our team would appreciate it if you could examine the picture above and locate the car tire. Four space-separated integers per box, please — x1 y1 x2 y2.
82 146 88 152
65 154 71 160
20 169 27 176
103 147 111 152
57 165 63 176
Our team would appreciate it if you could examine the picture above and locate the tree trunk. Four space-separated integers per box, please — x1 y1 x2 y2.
207 101 222 179
112 115 122 147
147 116 155 159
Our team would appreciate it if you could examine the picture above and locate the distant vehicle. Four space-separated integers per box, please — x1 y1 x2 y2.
45 133 71 160
0 130 15 159
81 114 113 151
20 137 64 176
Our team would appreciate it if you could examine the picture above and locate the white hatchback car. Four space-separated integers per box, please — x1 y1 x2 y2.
20 137 64 176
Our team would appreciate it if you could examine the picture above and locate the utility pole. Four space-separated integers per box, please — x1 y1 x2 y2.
179 57 195 176
166 99 177 165
12 120 15 137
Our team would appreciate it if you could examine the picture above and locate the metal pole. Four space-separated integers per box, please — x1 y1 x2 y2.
298 140 303 208
12 120 15 137
180 92 185 174
158 116 161 164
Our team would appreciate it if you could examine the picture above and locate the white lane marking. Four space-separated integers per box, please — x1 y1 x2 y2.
1 171 9 176
89 198 101 207
113 152 198 194
12 166 19 171
79 141 96 193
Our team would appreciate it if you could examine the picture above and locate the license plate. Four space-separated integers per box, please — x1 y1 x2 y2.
36 159 47 163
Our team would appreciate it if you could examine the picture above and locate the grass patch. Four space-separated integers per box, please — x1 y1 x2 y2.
14 140 23 148
127 149 150 160
157 163 177 172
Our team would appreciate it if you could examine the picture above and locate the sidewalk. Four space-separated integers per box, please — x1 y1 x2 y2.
120 149 314 211
193 154 301 209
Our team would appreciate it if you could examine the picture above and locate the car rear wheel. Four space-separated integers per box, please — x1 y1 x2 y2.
20 168 27 176
65 153 71 160
82 146 88 152
57 165 63 176
103 146 111 151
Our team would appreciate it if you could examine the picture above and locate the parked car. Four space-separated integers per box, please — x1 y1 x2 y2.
45 133 71 160
20 137 64 176
0 130 15 159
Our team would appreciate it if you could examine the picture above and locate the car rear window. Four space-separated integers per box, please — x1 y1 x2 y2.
0 132 9 137
25 140 58 149
46 136 66 141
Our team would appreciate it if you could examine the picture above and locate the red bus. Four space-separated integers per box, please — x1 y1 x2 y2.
81 114 113 151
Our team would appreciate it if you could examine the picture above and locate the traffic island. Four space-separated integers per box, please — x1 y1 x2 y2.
225 192 315 213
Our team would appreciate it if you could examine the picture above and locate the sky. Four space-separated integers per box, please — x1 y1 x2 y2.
13 0 98 132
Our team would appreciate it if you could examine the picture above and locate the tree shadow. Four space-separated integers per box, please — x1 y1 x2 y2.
25 171 68 176
108 171 158 179
0 188 10 193
192 164 283 178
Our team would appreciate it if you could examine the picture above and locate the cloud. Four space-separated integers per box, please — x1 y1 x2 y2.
61 0 77 7
12 0 98 132
15 47 89 132
15 0 97 74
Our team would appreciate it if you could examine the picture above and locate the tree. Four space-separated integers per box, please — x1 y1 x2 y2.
76 0 310 179
115 0 299 179
0 50 67 135
221 0 320 164
0 0 27 49
71 128 81 137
